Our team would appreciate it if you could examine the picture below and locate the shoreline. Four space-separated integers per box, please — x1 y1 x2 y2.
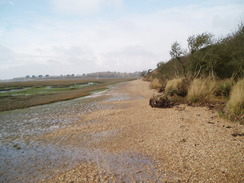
1 80 243 182
42 80 243 182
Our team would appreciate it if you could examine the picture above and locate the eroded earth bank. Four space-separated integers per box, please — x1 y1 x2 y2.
1 80 243 182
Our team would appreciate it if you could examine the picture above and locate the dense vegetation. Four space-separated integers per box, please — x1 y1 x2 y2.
146 24 244 123
151 24 244 80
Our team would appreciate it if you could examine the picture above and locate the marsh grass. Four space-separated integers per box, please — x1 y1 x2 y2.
187 78 217 103
0 79 94 88
0 78 131 111
0 87 71 97
0 83 96 97
226 79 244 117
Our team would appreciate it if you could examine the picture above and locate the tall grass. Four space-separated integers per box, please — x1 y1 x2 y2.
165 78 190 97
187 78 217 102
226 79 244 116
150 78 164 90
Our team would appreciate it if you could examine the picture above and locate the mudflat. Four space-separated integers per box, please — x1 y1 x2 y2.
42 80 243 182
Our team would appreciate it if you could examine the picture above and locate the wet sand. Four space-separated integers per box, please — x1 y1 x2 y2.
1 80 243 182
41 80 243 182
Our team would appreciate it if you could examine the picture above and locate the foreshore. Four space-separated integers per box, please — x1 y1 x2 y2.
40 79 243 182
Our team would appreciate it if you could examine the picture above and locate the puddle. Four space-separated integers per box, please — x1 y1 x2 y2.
0 141 89 183
0 139 162 183
0 87 29 93
70 82 96 88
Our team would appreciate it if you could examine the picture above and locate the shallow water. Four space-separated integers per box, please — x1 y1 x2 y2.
0 94 104 140
0 84 159 182
0 90 112 182
0 87 29 93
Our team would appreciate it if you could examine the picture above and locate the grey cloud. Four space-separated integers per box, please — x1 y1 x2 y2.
49 0 123 14
0 45 99 79
50 46 96 65
1 0 243 79
0 45 14 64
99 46 158 71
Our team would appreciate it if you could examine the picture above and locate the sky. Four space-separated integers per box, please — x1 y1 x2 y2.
0 0 243 79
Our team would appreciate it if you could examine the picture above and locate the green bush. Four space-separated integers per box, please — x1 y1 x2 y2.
215 79 234 97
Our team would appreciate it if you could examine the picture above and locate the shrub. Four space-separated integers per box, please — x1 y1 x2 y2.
165 78 190 97
215 79 234 97
187 78 217 102
226 79 244 116
150 78 165 90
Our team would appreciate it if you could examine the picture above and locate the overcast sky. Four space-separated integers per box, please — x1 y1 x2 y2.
0 0 243 79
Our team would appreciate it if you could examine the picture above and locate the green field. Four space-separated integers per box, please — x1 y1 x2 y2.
0 78 133 111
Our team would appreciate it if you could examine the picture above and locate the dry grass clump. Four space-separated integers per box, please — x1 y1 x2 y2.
165 78 190 97
150 78 165 90
187 78 217 103
226 79 244 116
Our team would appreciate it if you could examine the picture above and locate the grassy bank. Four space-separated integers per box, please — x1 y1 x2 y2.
149 77 244 124
0 78 134 112
146 23 243 123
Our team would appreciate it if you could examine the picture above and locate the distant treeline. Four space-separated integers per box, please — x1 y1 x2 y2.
84 71 140 79
146 23 244 80
9 71 140 81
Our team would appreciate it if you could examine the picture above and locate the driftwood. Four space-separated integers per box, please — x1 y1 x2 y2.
149 95 172 108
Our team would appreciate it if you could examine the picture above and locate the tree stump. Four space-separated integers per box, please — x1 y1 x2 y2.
149 95 172 108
